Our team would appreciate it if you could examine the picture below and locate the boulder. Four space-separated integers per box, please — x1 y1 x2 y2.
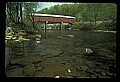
23 64 35 76
48 49 62 57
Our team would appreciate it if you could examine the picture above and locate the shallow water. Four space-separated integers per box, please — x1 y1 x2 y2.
5 30 116 78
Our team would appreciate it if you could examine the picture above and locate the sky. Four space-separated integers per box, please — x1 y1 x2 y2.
37 2 74 11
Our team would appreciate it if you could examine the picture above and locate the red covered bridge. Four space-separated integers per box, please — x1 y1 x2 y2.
32 13 75 24
30 13 75 35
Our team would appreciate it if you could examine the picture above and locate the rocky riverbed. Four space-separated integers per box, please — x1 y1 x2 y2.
5 31 116 78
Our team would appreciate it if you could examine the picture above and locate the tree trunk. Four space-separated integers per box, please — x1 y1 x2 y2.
30 14 35 29
16 2 19 23
7 2 14 23
20 2 22 23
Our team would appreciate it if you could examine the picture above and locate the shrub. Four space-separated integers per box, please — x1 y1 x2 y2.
96 21 116 31
73 22 94 30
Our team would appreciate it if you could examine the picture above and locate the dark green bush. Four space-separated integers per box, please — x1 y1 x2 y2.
73 22 94 30
96 21 116 31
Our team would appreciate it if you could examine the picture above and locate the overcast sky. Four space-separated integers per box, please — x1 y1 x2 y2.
37 2 74 11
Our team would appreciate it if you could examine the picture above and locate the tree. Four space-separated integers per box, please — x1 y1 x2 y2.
20 2 23 23
6 2 24 24
24 2 41 29
6 2 116 31
6 2 15 23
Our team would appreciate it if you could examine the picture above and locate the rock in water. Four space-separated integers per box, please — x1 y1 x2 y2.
67 35 74 37
11 56 42 65
67 69 71 73
35 35 41 38
6 68 23 77
5 40 7 43
24 64 35 76
18 36 24 41
55 76 60 78
36 66 42 71
57 36 62 38
36 38 40 40
6 36 13 40
86 48 93 54
12 37 17 40
36 41 41 43
14 40 20 42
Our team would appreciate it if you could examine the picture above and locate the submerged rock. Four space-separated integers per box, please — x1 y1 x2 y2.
47 49 62 57
86 68 95 74
80 65 89 71
36 66 42 71
6 68 23 77
11 56 42 65
57 36 63 39
100 71 106 76
39 57 73 77
34 71 44 77
24 64 35 76
85 61 96 68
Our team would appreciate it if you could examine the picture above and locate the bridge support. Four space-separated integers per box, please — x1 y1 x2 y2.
45 21 48 36
60 22 63 35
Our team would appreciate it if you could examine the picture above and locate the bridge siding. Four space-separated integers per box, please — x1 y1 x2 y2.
33 16 75 24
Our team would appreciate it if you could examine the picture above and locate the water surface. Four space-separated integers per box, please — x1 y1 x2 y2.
5 30 116 78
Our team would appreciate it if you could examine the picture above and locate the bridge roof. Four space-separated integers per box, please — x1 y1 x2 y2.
31 13 75 19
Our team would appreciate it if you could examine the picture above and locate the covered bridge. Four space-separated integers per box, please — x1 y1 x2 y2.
30 13 75 35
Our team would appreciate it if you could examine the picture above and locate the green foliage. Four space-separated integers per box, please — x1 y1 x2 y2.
6 2 117 31
72 22 94 30
96 21 116 31
37 3 116 31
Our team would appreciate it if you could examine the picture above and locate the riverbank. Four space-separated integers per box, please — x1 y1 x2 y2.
93 30 116 33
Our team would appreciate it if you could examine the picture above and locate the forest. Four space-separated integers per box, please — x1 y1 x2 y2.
6 2 117 34
38 3 117 31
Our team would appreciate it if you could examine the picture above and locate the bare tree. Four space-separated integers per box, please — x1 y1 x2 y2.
25 2 42 29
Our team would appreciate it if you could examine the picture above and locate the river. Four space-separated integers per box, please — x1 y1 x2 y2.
5 30 116 78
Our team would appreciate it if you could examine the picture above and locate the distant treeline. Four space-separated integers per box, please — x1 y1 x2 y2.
38 3 117 31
